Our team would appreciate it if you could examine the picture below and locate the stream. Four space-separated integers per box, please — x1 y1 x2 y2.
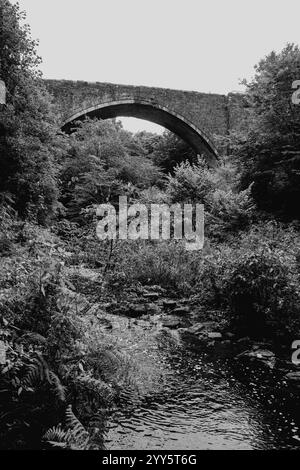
91 313 300 450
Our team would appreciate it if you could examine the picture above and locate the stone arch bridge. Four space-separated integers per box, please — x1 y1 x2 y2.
45 80 248 166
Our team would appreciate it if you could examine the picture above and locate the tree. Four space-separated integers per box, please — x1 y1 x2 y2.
0 0 61 223
147 130 198 173
59 119 164 219
234 43 300 220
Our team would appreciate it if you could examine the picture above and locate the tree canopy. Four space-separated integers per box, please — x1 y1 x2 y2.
234 44 300 220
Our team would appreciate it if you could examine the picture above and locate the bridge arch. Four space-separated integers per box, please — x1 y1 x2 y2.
61 99 219 166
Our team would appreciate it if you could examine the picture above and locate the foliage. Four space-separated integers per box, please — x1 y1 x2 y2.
0 0 62 223
222 250 300 338
190 223 300 337
43 405 90 450
166 157 255 239
148 130 198 172
59 119 164 220
110 240 203 293
0 217 133 448
205 185 255 239
166 158 214 203
2 5 300 449
0 334 65 449
0 193 17 255
233 43 300 220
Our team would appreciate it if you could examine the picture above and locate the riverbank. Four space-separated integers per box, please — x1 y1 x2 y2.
65 264 300 449
71 264 298 376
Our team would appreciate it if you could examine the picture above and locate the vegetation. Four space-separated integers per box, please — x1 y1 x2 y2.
1 0 300 449
232 44 300 220
0 0 61 223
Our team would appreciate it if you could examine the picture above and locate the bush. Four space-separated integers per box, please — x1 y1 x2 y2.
166 158 255 242
166 159 214 204
0 329 66 449
205 186 255 240
113 240 202 294
222 250 300 338
193 247 230 309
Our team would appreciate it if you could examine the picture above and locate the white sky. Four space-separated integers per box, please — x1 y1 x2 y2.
13 0 300 133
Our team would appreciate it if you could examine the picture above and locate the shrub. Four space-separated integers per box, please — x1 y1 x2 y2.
193 247 230 308
205 186 255 239
222 250 300 338
166 159 214 204
166 158 255 242
113 240 202 294
0 331 65 449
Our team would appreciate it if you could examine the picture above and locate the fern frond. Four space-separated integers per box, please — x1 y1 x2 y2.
43 425 70 448
44 407 90 450
21 353 65 402
22 354 50 388
49 370 66 402
75 375 114 401
65 405 90 450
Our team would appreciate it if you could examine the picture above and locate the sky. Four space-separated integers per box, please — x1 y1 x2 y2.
13 0 300 133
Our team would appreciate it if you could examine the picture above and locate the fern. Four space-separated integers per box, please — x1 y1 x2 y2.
22 354 50 387
75 375 114 402
20 353 65 402
65 405 90 449
43 425 70 449
49 370 66 402
44 406 90 450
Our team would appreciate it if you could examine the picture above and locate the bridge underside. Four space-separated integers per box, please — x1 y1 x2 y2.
61 100 218 166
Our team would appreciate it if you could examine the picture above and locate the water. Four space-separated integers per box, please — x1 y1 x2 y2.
92 314 300 450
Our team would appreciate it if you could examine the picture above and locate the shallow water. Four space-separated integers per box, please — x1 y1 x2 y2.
93 314 300 450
